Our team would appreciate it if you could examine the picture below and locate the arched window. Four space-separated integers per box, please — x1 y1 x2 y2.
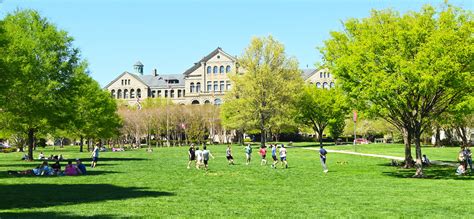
316 82 321 88
111 90 116 98
124 89 129 99
204 100 210 104
328 73 331 78
226 65 231 73
214 98 222 105
320 72 323 78
213 66 218 74
190 82 195 93
219 66 224 73
178 90 181 97
130 89 135 99
322 82 328 89
207 66 212 74
191 100 200 105
170 90 175 98
196 82 201 93
324 72 326 78
117 89 122 99
213 81 218 91
152 90 156 98
330 82 335 88
137 89 141 98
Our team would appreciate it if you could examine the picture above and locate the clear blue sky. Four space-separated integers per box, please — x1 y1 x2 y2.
1 0 472 86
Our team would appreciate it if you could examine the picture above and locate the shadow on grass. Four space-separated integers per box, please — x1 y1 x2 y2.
383 166 473 180
0 184 174 210
0 170 120 179
0 162 117 168
0 211 115 219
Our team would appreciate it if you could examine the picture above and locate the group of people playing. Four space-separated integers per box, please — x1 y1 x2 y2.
456 147 472 175
8 159 87 176
186 143 308 171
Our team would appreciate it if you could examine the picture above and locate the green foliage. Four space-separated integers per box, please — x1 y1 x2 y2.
222 36 303 145
296 85 349 145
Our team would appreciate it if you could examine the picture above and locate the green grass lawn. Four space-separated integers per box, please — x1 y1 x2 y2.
0 144 472 218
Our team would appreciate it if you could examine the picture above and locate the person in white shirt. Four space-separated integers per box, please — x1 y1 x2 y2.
195 147 203 169
279 144 288 168
202 146 214 171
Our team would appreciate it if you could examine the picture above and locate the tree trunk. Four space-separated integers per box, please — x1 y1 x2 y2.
456 127 469 147
402 127 414 168
413 131 424 177
317 130 323 147
27 128 35 161
434 126 441 147
79 136 84 152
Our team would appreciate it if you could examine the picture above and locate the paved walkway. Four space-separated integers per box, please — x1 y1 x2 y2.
301 147 457 167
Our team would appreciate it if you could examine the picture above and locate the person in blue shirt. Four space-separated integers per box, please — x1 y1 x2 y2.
76 159 87 175
245 144 252 165
319 146 328 173
271 144 279 169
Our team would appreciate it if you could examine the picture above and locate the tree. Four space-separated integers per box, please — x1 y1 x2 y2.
328 116 345 144
321 4 473 176
1 10 85 160
223 36 303 147
296 85 348 146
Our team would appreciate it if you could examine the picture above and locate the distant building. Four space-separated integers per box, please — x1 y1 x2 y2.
105 47 334 105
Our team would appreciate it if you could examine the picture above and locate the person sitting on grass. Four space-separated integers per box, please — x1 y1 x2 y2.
65 160 81 176
39 161 53 176
58 154 64 161
466 147 472 172
76 159 87 175
38 152 45 160
422 154 431 166
51 161 61 175
456 164 466 175
21 153 29 160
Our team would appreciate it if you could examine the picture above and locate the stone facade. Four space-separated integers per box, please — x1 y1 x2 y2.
105 47 334 105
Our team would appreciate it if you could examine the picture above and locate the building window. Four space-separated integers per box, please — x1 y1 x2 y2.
207 66 211 74
130 89 135 98
226 81 231 90
165 90 168 98
121 80 124 85
320 72 322 78
207 81 212 92
191 100 200 105
178 90 181 97
219 66 224 73
117 89 122 98
213 81 218 91
316 82 321 88
152 90 156 98
128 79 131 85
137 89 141 98
190 82 195 93
170 90 175 98
111 90 116 98
328 73 331 78
124 89 129 99
226 65 231 73
204 100 210 104
213 66 218 74
323 82 328 89
330 82 335 88
214 98 222 105
196 82 201 93
182 90 185 97
219 81 224 91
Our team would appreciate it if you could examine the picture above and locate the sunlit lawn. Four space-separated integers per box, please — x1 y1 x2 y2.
0 144 472 218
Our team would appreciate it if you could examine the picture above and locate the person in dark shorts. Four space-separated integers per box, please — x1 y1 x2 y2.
259 145 267 165
91 145 99 168
226 145 234 165
279 144 288 168
271 144 279 168
319 145 328 173
202 146 214 171
187 144 196 169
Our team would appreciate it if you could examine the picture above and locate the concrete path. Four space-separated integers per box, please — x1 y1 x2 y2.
301 147 457 167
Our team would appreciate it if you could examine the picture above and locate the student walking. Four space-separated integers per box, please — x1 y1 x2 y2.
279 144 288 168
226 145 235 165
259 145 267 165
187 144 196 169
91 145 99 168
319 145 328 173
245 144 252 165
202 146 214 171
271 144 279 168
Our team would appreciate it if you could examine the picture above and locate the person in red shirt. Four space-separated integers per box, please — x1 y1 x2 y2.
259 145 267 165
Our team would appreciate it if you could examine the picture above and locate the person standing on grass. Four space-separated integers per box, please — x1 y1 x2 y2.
187 144 196 169
279 144 288 168
245 144 252 165
319 145 328 173
91 145 99 168
271 144 279 168
466 147 472 172
259 145 267 165
195 147 203 169
226 145 235 165
202 146 214 171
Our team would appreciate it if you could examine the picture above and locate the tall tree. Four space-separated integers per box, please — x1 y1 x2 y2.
296 85 348 146
2 10 84 160
321 4 473 176
223 36 303 147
